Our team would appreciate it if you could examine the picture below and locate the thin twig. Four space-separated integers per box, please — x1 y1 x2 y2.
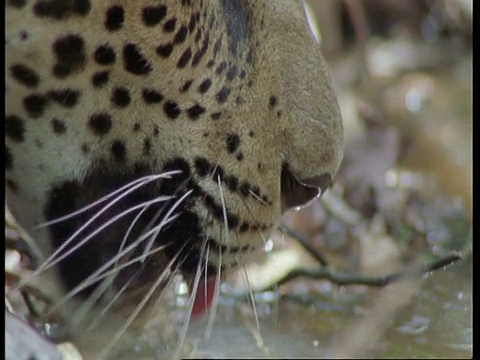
274 252 462 289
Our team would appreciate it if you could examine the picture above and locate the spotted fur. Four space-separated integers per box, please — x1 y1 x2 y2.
5 0 343 350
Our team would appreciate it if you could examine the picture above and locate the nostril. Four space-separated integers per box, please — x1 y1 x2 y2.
301 173 332 196
281 164 332 211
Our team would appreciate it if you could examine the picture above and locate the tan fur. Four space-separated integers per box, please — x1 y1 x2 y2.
6 0 343 353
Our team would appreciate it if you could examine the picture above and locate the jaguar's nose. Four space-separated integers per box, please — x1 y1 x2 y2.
300 173 333 195
281 164 332 212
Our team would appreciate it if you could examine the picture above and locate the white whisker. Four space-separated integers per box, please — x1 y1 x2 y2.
118 201 153 263
35 195 172 274
239 196 269 246
71 270 119 327
205 241 222 341
203 175 229 341
238 250 263 347
141 189 193 263
98 241 190 359
173 239 209 359
84 278 133 332
248 189 269 206
216 175 230 244
36 171 180 228
49 243 168 314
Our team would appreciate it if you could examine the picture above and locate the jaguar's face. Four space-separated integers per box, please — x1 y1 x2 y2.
5 0 343 317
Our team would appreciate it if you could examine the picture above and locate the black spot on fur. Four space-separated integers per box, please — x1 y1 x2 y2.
251 186 261 198
191 34 209 66
133 123 141 132
143 138 151 155
187 104 206 120
51 118 66 134
188 12 197 32
91 71 109 87
207 59 215 68
164 101 181 119
156 43 174 58
163 18 177 32
236 153 244 161
111 139 127 162
210 111 222 120
88 113 112 136
240 69 246 79
198 78 212 93
239 182 250 197
23 94 48 118
47 89 80 107
33 0 90 19
174 25 188 44
204 194 239 229
269 95 278 107
213 38 222 57
216 87 230 103
177 47 192 68
5 115 25 142
10 64 39 88
180 80 193 93
226 65 238 81
193 27 202 43
212 165 224 181
111 87 131 108
226 175 239 192
105 5 124 31
160 158 192 195
194 157 211 177
163 157 191 179
216 61 226 74
142 5 167 26
142 88 164 104
6 146 13 170
94 45 116 65
226 133 240 153
123 44 152 75
52 35 86 78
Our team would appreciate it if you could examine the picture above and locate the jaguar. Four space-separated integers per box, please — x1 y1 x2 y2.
5 0 343 357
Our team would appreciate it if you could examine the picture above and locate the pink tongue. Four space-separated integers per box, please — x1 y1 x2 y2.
189 276 217 319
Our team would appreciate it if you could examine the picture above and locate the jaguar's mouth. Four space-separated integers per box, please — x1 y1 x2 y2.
42 162 206 299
